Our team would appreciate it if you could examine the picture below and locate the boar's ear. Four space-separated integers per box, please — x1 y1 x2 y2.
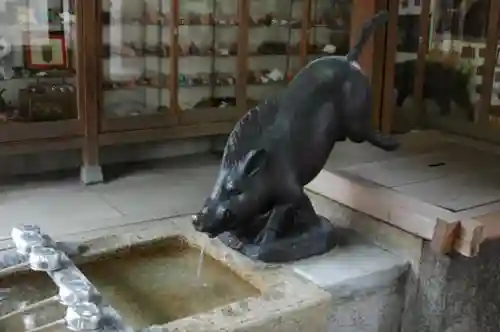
241 149 268 177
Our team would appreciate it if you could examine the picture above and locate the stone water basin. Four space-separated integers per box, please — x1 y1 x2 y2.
0 216 331 331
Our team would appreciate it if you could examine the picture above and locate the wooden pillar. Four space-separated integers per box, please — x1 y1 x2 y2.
237 0 249 113
349 0 378 77
77 0 103 184
350 0 387 129
379 0 398 134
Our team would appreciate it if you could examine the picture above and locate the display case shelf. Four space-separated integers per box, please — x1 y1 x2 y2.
0 0 360 162
0 0 81 144
306 0 351 59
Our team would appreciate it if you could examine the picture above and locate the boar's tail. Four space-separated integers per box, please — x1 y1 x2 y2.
346 10 388 63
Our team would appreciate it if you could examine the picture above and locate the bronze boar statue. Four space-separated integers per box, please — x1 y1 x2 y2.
192 11 399 262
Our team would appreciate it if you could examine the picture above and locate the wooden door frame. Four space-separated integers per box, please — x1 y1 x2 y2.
350 0 389 130
377 0 398 134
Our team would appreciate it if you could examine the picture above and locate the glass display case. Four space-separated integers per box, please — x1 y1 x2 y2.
100 0 172 130
396 0 420 61
307 0 351 62
245 0 303 105
0 0 420 156
424 0 488 125
4 0 500 176
176 0 239 124
389 0 500 138
0 0 80 141
390 0 425 133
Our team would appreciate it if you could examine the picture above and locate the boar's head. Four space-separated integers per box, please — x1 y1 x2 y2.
192 149 273 238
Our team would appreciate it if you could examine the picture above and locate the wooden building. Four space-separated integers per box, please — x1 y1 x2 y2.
0 0 498 184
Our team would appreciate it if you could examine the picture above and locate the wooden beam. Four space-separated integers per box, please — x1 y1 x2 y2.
236 0 249 111
306 169 484 256
349 0 377 77
430 218 460 254
462 208 500 240
98 122 235 146
300 0 312 67
379 0 398 134
170 0 180 119
370 0 389 129
0 138 82 156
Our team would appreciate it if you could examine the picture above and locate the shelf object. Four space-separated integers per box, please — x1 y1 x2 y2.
100 1 172 129
307 0 351 60
0 0 360 164
245 0 305 104
0 0 354 151
175 0 239 118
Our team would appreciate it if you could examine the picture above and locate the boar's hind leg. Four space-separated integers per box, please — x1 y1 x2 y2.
366 129 400 151
254 204 293 245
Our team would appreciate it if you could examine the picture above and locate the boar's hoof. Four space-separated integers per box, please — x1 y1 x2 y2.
368 131 400 151
218 216 337 263
254 227 278 245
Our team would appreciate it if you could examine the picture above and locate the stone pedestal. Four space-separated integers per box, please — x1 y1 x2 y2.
80 165 103 185
402 239 500 332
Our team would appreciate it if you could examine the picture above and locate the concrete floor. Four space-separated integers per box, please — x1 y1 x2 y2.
1 130 500 241
0 155 220 240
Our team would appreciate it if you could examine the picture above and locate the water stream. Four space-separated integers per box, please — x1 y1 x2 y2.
196 240 206 280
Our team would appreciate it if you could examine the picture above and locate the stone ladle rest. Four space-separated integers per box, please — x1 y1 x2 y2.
192 10 399 263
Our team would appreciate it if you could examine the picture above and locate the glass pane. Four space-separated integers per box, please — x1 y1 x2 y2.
308 0 351 62
397 1 420 59
423 0 487 124
488 9 500 123
392 0 423 133
101 0 171 118
0 0 77 123
246 0 302 105
177 0 238 111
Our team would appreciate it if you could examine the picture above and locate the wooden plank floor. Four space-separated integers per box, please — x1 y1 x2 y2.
325 130 500 213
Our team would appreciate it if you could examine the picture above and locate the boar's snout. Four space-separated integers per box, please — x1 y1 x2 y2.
192 212 215 236
192 205 234 238
192 213 203 230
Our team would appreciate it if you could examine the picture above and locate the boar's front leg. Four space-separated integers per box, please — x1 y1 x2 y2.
232 211 270 240
254 204 293 245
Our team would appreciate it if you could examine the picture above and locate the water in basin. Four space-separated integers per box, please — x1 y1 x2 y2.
0 271 62 331
80 237 259 329
0 237 259 331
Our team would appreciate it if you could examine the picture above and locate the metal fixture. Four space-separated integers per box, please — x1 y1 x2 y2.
3 225 136 332
11 226 47 256
65 302 102 331
58 276 101 306
11 224 41 241
28 246 62 272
